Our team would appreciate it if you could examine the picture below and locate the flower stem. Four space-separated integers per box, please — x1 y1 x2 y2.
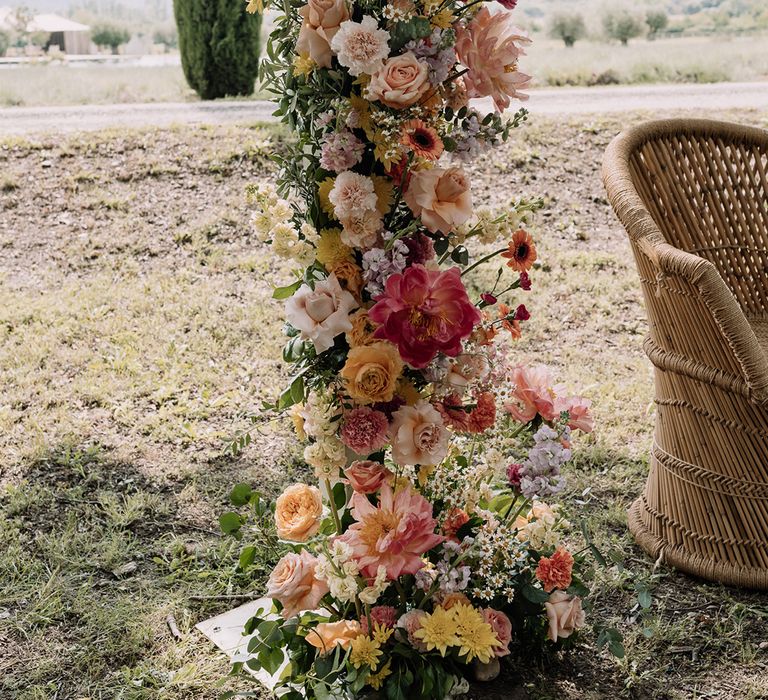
461 247 508 277
324 478 343 535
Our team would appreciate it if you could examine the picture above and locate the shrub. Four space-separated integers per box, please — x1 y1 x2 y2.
0 30 9 57
92 25 131 54
645 10 669 39
602 9 645 45
173 0 262 100
548 12 586 48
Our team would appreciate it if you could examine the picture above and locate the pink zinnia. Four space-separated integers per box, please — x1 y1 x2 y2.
340 407 390 455
338 484 444 579
369 265 481 368
360 605 399 634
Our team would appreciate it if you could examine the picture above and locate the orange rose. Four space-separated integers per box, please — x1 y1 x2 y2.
296 0 350 69
275 483 324 542
366 51 431 109
306 620 362 655
404 167 473 235
329 259 364 301
345 308 378 347
340 341 403 404
544 591 585 642
267 550 329 619
439 592 471 609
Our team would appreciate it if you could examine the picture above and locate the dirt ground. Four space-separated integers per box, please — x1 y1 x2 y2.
1 110 768 700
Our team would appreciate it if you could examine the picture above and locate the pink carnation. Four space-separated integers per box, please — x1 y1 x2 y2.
466 391 497 433
340 407 390 455
436 391 496 434
369 265 481 368
338 484 444 579
455 7 532 112
360 605 399 634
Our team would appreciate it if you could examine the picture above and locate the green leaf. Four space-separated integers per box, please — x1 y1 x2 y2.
230 483 253 507
521 583 550 604
218 511 242 535
637 588 652 609
238 546 257 570
451 245 469 266
579 518 607 567
273 279 302 299
433 237 449 256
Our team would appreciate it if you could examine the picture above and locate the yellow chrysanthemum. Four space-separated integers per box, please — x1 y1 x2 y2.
316 228 352 267
418 464 435 487
431 8 455 28
317 178 337 219
367 660 392 690
349 93 374 140
371 175 395 215
451 604 499 664
372 130 401 171
396 378 421 406
413 606 459 657
349 635 383 671
371 621 394 646
293 52 315 77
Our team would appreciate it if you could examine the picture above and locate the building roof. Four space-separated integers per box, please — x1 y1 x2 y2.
27 13 90 33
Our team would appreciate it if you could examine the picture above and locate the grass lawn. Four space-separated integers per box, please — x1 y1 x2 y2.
1 111 768 700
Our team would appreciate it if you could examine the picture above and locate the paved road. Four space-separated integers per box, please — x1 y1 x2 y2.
1 81 766 134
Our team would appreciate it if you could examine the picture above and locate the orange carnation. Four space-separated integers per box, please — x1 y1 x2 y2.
535 547 574 593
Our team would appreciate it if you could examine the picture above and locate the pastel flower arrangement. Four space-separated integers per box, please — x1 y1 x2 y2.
223 0 609 696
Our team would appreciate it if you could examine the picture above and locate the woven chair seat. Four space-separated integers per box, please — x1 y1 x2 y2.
603 119 768 589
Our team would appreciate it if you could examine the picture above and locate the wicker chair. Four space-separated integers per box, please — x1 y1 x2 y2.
602 119 768 589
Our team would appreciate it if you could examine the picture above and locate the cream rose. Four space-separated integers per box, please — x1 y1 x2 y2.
366 51 431 109
343 460 394 494
267 550 330 619
296 0 350 69
404 167 473 235
306 620 361 655
390 400 449 466
285 274 358 354
340 341 404 405
275 483 324 542
544 591 586 642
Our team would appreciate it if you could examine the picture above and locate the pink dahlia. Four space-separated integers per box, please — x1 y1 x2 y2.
338 484 444 579
455 7 532 112
369 265 481 368
340 407 390 455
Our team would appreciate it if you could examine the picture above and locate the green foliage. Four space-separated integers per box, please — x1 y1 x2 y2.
173 0 263 100
645 10 669 38
548 12 586 48
91 24 131 53
0 29 10 57
602 9 645 45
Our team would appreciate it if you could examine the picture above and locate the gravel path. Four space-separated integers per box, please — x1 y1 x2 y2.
1 81 767 134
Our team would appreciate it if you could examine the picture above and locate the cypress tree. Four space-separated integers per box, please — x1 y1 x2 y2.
173 0 262 100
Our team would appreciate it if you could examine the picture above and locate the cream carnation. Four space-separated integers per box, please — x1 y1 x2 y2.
339 209 383 249
331 16 391 77
329 172 378 220
285 274 358 353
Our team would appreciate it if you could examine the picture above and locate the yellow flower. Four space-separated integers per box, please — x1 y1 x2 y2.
246 0 264 13
290 403 306 441
293 52 315 77
340 342 404 405
317 178 337 219
349 93 374 139
431 8 455 28
316 228 352 267
372 130 400 170
417 464 435 487
371 175 395 215
451 604 499 664
367 659 392 690
396 378 421 405
371 621 393 645
346 308 377 348
413 606 459 656
349 635 382 670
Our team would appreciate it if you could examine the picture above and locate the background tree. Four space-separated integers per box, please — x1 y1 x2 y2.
92 24 131 54
548 12 586 47
645 10 669 38
173 0 262 100
603 9 645 45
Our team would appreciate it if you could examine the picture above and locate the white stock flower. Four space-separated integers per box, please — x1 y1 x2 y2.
331 16 391 77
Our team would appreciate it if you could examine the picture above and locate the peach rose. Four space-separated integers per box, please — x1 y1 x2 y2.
404 167 473 235
440 592 471 609
296 0 350 69
390 400 449 466
306 620 361 655
275 483 324 542
343 460 394 494
482 608 512 657
366 51 431 109
340 341 404 405
267 550 330 619
285 274 358 354
544 591 585 642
